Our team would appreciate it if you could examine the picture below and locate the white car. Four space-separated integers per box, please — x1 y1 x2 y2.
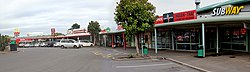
78 40 94 47
18 42 25 47
39 42 46 47
34 43 40 47
60 39 80 48
24 43 30 47
53 39 61 47
53 42 61 47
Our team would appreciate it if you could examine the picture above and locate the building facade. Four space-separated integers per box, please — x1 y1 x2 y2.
100 0 250 56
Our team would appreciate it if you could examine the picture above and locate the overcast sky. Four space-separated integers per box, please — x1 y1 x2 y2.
0 0 228 36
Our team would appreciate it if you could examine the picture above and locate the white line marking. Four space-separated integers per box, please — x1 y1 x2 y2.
116 63 174 68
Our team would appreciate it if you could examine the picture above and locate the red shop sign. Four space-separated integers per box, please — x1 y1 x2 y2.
154 16 163 24
174 10 197 22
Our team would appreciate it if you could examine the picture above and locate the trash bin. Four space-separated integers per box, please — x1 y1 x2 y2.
197 45 204 58
143 46 148 55
10 41 17 51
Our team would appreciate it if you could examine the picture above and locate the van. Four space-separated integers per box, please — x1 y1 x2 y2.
59 39 80 48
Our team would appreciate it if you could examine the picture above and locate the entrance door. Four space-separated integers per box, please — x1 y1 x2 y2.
205 28 217 51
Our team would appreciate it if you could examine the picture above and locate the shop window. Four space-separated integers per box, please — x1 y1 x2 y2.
220 27 246 51
175 29 200 50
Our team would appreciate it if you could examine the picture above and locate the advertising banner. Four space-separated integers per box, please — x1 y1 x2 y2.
154 16 164 24
163 12 174 23
174 10 197 22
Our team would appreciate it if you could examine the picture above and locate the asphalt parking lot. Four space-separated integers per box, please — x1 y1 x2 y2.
0 47 199 72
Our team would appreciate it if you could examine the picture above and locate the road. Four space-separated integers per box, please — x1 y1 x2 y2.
0 47 199 72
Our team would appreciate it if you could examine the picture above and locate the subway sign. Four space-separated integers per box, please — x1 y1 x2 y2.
211 5 244 16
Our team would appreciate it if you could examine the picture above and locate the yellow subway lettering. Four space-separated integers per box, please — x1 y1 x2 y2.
226 7 232 15
212 5 244 16
231 6 237 15
236 6 244 14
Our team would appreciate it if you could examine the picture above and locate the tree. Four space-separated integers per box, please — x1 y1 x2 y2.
114 0 156 55
55 33 65 36
87 21 101 45
0 34 10 51
68 23 80 30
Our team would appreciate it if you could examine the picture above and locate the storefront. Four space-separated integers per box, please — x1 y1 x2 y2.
99 30 131 49
153 0 250 55
151 28 172 49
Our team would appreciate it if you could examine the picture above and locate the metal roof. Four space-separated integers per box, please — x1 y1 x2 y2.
197 0 250 13
154 15 250 28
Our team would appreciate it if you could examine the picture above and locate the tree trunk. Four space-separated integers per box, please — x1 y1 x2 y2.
134 34 140 55
93 35 96 45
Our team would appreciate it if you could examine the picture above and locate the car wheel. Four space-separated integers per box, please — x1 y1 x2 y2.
90 44 93 47
61 45 65 49
73 45 77 48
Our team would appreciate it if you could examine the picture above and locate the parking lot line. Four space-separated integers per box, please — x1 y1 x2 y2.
116 63 174 68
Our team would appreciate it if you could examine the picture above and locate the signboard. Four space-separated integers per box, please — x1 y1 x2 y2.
72 29 87 34
100 30 106 33
105 27 111 32
163 12 174 23
51 28 55 36
14 28 20 37
154 16 163 24
211 5 244 16
174 10 197 22
117 25 123 30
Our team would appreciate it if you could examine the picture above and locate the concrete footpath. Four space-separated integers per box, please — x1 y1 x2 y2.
98 46 250 72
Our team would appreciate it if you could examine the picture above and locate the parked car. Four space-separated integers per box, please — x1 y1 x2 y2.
53 42 61 47
60 39 80 48
29 43 35 47
18 42 25 47
24 42 31 47
78 40 94 47
53 39 61 47
39 42 46 47
34 43 40 47
46 41 56 47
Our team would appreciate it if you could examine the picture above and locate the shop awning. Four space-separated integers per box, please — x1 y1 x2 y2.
154 15 250 28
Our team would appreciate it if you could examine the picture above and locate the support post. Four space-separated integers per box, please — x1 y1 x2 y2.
154 28 158 53
141 36 144 56
246 28 248 52
202 23 206 57
112 34 114 48
216 26 219 54
123 33 126 50
104 35 107 47
171 30 175 50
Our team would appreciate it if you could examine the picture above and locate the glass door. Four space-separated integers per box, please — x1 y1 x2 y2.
205 28 216 50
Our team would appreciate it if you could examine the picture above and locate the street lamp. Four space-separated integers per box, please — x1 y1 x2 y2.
195 0 201 9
